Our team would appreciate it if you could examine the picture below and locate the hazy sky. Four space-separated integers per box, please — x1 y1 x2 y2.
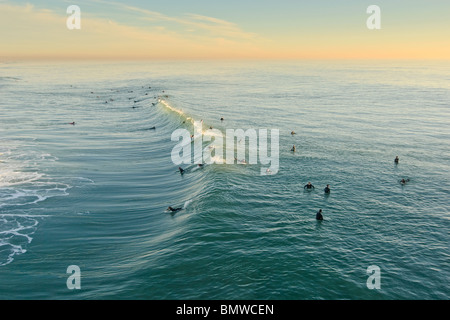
1 0 449 60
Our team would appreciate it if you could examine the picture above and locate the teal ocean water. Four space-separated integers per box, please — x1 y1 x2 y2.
0 61 449 299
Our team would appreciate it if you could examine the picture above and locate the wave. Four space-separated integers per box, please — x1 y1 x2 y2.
157 98 195 126
156 97 219 137
155 97 242 166
156 97 218 135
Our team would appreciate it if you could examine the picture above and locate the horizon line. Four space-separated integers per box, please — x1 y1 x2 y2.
2 56 450 62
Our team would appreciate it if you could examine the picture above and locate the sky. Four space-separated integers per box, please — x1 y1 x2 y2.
0 0 449 60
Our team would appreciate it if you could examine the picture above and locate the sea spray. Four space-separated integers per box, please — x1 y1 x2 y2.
171 121 279 175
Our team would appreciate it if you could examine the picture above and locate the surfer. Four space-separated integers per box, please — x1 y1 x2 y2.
324 184 331 194
291 145 296 152
69 122 75 125
395 156 399 164
304 182 315 190
167 206 182 213
400 178 410 185
221 117 224 121
291 131 296 135
179 167 185 174
316 209 324 221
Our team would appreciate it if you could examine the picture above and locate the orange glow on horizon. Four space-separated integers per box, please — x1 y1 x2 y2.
0 2 449 61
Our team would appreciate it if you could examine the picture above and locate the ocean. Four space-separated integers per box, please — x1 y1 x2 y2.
0 60 449 299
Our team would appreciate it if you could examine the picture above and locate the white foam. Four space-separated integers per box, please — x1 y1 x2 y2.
0 242 27 266
0 170 44 188
0 214 41 266
0 186 69 209
183 200 193 209
0 214 50 218
0 142 90 267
